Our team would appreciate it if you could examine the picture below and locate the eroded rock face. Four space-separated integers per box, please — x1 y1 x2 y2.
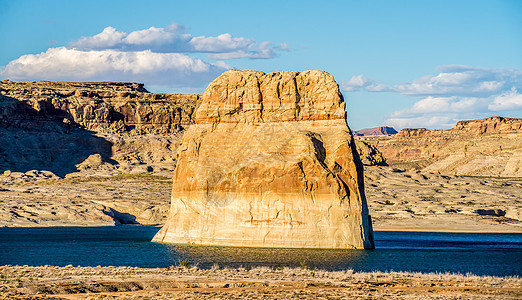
0 80 199 176
153 70 374 249
363 116 522 176
0 80 199 133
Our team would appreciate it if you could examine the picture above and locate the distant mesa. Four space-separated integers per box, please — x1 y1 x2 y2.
152 70 375 249
360 116 522 176
353 126 398 136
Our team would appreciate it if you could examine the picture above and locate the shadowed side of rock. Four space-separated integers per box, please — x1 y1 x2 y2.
0 80 199 134
0 80 200 176
153 70 374 249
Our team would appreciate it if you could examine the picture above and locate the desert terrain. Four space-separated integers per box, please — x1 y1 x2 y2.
1 165 521 232
1 265 521 299
1 79 521 231
1 78 521 298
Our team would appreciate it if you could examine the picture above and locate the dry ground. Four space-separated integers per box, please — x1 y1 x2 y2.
1 166 521 232
1 265 520 299
365 166 522 232
0 174 171 227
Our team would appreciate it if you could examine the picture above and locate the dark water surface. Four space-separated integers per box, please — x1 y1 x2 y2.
1 226 520 277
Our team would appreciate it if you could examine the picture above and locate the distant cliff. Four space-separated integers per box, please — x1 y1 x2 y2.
0 80 200 176
353 126 397 136
2 79 521 178
0 80 199 134
361 117 522 176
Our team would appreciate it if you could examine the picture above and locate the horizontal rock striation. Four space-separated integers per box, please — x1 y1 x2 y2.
153 70 374 249
362 117 522 176
0 80 200 176
0 80 199 133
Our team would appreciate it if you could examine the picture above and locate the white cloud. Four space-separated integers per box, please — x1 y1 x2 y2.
70 26 127 49
364 83 388 92
394 74 504 97
489 88 522 111
1 23 290 89
341 75 389 92
69 24 281 59
341 75 372 91
345 65 522 96
206 41 276 59
404 96 489 114
277 43 291 51
393 66 521 97
383 93 517 130
0 47 230 88
383 92 521 130
384 115 459 129
345 66 522 129
189 33 253 53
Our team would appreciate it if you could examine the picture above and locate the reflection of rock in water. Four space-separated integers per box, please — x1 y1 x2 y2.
154 70 374 249
169 244 370 270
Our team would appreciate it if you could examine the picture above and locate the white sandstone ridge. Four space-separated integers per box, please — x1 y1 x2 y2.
153 70 374 249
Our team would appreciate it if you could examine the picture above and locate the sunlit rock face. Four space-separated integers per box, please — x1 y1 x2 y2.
153 70 374 249
365 116 522 176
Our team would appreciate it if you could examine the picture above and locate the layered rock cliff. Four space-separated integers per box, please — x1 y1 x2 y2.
362 117 522 176
0 80 199 176
152 70 374 249
0 79 198 133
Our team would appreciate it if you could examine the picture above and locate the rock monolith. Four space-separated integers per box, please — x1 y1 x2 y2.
153 70 374 249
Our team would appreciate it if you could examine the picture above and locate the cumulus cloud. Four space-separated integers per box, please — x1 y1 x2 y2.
489 88 522 111
277 43 291 51
384 115 462 130
70 26 127 49
0 23 290 89
69 24 282 59
341 75 388 92
207 41 276 60
0 47 229 88
343 66 522 129
383 96 493 129
405 96 489 114
392 65 521 97
189 33 253 53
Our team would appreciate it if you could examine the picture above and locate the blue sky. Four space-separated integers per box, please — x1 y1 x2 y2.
1 0 521 130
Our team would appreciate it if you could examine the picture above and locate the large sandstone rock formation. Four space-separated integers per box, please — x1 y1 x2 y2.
361 117 522 176
153 70 374 249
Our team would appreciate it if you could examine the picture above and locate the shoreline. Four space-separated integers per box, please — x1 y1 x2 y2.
2 223 521 234
1 265 520 299
373 225 522 233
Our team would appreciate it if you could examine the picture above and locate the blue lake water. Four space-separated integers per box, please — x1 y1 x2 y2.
0 226 521 277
